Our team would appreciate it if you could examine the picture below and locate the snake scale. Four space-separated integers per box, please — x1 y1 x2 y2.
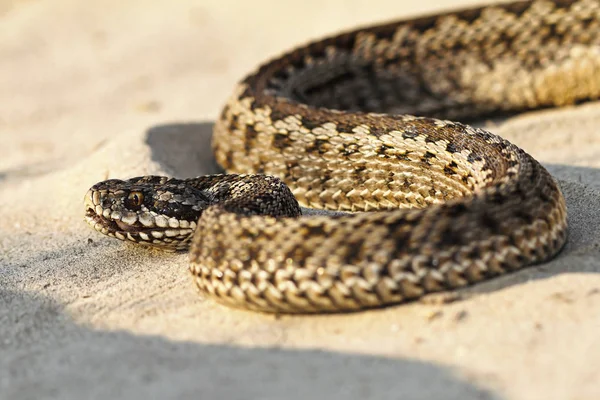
84 0 600 313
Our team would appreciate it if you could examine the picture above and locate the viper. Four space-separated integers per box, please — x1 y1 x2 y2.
84 0 600 313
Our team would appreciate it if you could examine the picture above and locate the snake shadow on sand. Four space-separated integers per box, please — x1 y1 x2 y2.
145 122 600 299
0 289 501 399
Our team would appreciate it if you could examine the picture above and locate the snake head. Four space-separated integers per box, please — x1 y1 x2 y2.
84 176 212 251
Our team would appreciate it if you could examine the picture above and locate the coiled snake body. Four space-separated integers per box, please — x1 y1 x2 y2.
85 0 600 313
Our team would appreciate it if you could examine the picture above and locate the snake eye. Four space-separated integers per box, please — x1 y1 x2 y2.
126 191 144 209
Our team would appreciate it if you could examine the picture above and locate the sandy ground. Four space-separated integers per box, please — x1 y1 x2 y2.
1 1 600 399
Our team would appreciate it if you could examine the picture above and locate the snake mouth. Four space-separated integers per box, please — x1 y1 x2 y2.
85 207 159 234
84 206 194 251
85 208 122 233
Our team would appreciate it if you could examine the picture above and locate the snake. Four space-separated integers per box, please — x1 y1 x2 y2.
84 0 600 313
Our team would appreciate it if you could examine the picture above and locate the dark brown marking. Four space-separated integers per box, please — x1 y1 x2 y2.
444 166 456 176
479 212 500 233
219 104 230 121
302 119 323 130
446 142 461 153
377 144 393 155
272 133 289 150
306 138 330 154
422 151 436 164
467 153 482 163
244 125 259 152
335 122 358 133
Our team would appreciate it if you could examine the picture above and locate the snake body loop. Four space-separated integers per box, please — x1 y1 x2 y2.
85 0 600 313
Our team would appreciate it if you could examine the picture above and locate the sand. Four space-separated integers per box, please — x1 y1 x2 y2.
1 1 599 399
